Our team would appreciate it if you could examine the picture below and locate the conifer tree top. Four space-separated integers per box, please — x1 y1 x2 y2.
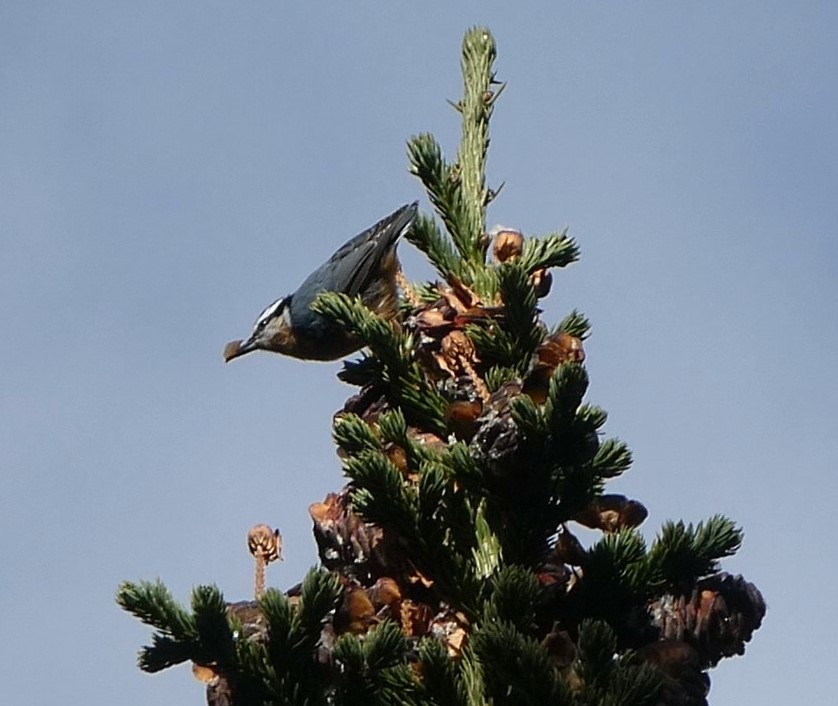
118 26 764 706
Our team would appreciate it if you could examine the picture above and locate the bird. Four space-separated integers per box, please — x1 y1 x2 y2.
224 202 418 362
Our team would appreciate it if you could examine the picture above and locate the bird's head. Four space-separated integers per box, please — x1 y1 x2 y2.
224 296 295 362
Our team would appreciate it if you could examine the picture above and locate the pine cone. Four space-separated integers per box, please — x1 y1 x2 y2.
309 490 395 581
469 380 525 477
647 573 766 668
574 494 648 533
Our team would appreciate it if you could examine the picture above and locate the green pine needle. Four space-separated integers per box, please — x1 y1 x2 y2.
647 515 743 587
544 363 589 429
557 309 591 340
333 413 382 456
364 619 409 670
457 27 497 261
404 210 463 280
471 621 567 705
418 638 466 706
191 584 235 664
345 450 417 534
138 635 197 673
471 500 503 580
585 530 650 596
296 568 342 638
577 404 608 431
314 292 447 432
483 365 519 392
575 619 618 687
338 354 384 387
592 438 634 479
116 580 194 638
518 229 580 274
407 134 473 263
377 408 409 446
332 632 365 670
497 262 543 359
484 566 540 631
261 587 293 643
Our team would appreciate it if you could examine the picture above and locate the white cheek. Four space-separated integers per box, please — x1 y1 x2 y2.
281 305 293 328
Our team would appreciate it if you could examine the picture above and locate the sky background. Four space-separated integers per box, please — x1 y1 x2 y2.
2 2 836 704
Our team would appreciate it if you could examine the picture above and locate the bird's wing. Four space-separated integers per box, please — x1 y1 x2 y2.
334 201 417 297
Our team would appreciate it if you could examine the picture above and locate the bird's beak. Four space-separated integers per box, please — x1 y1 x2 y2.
223 337 257 363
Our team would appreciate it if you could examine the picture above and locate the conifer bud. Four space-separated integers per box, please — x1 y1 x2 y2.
384 442 409 475
530 267 553 298
574 495 648 532
491 227 525 262
247 524 283 564
369 577 402 609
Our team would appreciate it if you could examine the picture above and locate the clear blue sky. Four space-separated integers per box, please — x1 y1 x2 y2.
2 2 836 704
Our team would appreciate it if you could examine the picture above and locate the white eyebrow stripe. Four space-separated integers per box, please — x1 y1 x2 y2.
255 297 287 325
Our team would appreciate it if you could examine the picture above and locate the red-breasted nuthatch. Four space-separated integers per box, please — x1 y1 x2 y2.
224 202 418 362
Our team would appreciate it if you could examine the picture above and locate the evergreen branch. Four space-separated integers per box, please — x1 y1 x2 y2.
407 134 472 261
314 292 448 433
405 431 449 468
191 584 235 666
338 354 384 387
377 408 409 446
518 230 580 274
375 668 425 706
409 279 448 306
557 309 591 340
693 514 743 559
577 403 608 431
334 624 421 706
447 441 487 485
418 638 467 706
332 632 366 674
260 575 340 705
574 619 618 689
496 262 544 369
363 619 409 671
116 581 235 673
543 364 600 468
459 650 489 706
294 568 342 641
552 461 600 522
471 500 503 580
116 580 195 639
544 363 589 429
345 450 417 537
510 393 548 441
483 566 540 632
471 621 568 705
456 27 498 263
583 531 650 616
404 212 462 279
602 659 662 706
592 438 633 479
469 261 501 301
261 587 293 655
415 461 484 614
483 365 519 392
468 264 545 373
138 634 197 673
465 324 519 371
575 621 662 706
334 413 383 456
556 309 591 340
647 516 743 588
417 460 449 525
